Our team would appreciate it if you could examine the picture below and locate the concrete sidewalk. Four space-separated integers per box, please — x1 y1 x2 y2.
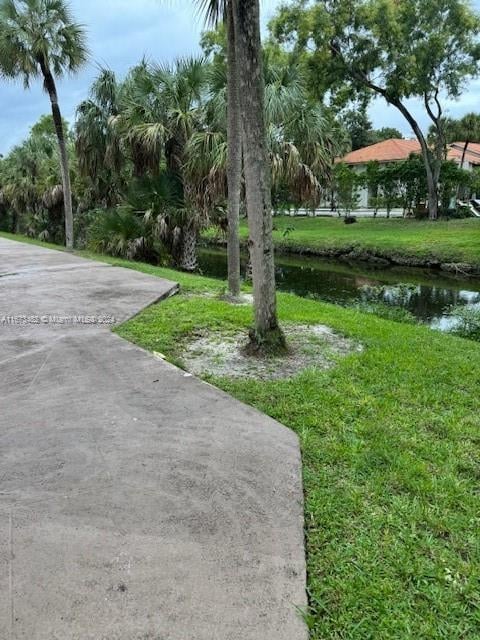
0 238 307 640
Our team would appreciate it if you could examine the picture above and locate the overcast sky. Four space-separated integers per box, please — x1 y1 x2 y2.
1 0 480 155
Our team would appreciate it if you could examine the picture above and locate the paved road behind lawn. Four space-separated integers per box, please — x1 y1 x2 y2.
0 238 307 640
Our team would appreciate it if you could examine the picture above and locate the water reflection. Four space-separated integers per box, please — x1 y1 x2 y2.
359 283 480 322
198 248 480 329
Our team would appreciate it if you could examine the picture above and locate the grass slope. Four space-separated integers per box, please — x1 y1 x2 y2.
222 217 480 266
0 230 66 251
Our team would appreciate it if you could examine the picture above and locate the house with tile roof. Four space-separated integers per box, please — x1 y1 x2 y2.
341 138 480 208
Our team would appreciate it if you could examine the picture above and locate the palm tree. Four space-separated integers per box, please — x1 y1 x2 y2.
197 0 285 346
196 0 241 299
155 57 209 270
113 57 209 271
225 1 242 299
263 60 347 209
113 60 166 179
232 0 284 350
454 113 480 171
189 58 343 212
0 0 88 249
75 69 124 209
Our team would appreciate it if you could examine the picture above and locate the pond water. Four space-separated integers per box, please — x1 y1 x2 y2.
198 247 480 332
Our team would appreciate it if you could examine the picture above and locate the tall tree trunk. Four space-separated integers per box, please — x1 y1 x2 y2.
425 170 439 219
391 99 439 220
460 141 470 170
226 0 242 299
39 58 74 248
457 140 470 200
232 0 284 350
178 225 198 272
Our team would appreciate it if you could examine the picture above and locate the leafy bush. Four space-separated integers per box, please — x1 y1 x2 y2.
449 305 480 340
74 209 99 249
446 205 473 219
334 163 361 214
87 207 161 262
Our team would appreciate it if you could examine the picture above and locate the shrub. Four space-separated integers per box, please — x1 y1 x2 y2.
449 306 480 340
446 205 473 219
86 207 161 263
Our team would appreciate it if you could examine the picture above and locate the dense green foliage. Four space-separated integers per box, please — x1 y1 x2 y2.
0 116 71 241
1 53 347 266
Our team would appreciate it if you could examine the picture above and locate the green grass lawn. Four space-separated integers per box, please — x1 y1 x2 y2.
117 272 480 639
3 230 480 638
209 216 480 267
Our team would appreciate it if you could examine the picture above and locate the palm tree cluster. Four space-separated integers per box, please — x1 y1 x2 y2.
0 115 69 241
1 51 347 270
88 53 346 271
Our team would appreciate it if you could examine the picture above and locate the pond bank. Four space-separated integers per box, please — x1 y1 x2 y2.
208 237 480 275
204 216 480 275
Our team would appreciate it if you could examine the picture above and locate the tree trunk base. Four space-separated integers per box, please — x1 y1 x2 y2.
220 292 248 305
243 326 287 357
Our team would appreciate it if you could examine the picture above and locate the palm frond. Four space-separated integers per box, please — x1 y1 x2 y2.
194 0 227 27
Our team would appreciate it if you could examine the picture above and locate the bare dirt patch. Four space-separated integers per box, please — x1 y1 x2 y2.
182 324 362 380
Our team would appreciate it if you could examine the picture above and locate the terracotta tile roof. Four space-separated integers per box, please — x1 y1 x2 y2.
342 139 421 164
341 138 480 166
449 142 480 165
467 142 480 155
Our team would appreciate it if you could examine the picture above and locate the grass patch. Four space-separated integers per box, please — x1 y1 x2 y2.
0 230 66 252
117 270 480 639
206 216 480 266
3 230 480 637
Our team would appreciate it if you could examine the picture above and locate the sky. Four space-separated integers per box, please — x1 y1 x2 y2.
1 0 480 155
